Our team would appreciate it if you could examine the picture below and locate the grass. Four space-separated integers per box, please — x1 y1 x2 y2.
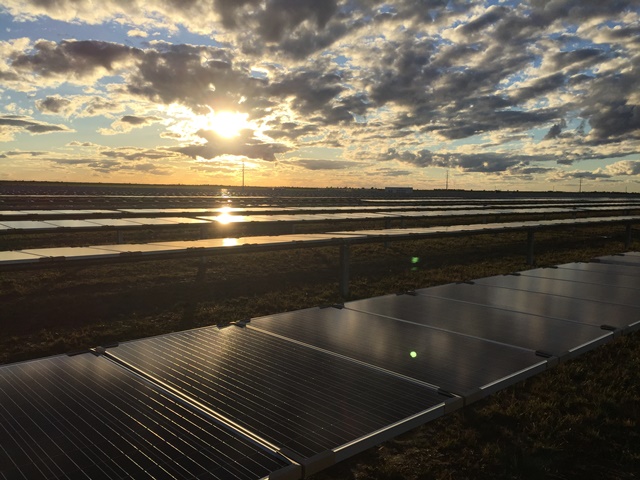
1 220 639 479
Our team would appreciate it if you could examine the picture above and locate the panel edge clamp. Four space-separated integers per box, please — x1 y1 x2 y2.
535 350 553 358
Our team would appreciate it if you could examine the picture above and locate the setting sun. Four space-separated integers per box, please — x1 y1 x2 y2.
203 110 250 138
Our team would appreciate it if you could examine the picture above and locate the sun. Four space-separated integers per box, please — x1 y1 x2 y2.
204 110 250 138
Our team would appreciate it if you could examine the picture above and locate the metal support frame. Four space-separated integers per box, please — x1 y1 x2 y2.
340 244 350 298
625 223 633 249
117 230 124 244
526 230 535 266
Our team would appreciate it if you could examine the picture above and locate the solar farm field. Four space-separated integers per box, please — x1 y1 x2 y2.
1 183 639 479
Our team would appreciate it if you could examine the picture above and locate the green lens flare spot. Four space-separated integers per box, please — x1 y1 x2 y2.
411 257 420 264
410 351 417 358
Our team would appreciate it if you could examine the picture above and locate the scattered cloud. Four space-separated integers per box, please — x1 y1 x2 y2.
0 0 639 189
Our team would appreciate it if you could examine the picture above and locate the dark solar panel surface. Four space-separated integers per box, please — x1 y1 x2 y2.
516 265 640 291
0 354 292 480
345 292 612 358
556 262 640 281
105 326 448 461
416 284 640 328
247 308 547 399
473 274 640 311
594 254 640 267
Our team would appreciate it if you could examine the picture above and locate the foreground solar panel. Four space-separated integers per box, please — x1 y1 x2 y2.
414 281 640 325
344 292 613 360
473 274 640 307
0 354 296 480
247 307 548 403
520 263 640 290
593 253 640 267
104 326 453 475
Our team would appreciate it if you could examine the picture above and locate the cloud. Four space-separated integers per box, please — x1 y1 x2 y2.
177 128 290 161
605 160 640 176
11 40 140 82
291 159 354 170
127 29 148 38
0 115 72 140
36 96 74 115
1 1 640 188
99 115 164 135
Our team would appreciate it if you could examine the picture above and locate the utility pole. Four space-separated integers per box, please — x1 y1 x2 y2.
445 169 449 190
579 177 582 193
242 160 245 194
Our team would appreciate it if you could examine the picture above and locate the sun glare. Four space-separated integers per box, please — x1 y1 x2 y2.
205 111 250 138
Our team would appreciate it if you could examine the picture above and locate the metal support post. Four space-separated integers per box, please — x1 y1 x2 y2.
526 230 535 266
117 230 124 244
339 244 350 298
625 223 632 249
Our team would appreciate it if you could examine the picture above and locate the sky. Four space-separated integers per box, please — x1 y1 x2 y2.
0 1 639 192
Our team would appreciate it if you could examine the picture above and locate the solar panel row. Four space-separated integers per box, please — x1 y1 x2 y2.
1 217 638 276
2 258 638 479
1 204 639 234
0 202 634 218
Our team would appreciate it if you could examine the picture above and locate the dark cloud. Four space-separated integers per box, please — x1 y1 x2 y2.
99 147 177 161
256 0 339 42
587 102 640 141
119 115 163 125
67 141 99 147
459 5 509 35
11 40 139 78
3 150 47 156
544 119 567 140
176 128 290 161
50 157 170 175
264 122 318 140
125 43 256 111
36 96 71 114
0 115 70 134
380 148 570 174
293 159 353 170
84 97 120 116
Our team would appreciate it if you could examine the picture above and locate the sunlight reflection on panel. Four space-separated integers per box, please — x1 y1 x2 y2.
223 238 239 246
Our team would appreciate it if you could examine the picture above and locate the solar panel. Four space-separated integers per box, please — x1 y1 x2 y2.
557 261 640 280
94 243 188 255
247 307 548 403
0 354 295 480
104 326 452 474
416 284 640 329
84 218 148 227
594 253 640 267
517 265 640 290
151 217 211 224
40 219 106 228
0 211 30 216
0 221 57 231
471 275 640 332
19 246 123 261
125 217 194 225
345 292 613 360
0 251 45 265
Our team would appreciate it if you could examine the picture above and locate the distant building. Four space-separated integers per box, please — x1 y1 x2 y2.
384 187 413 195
